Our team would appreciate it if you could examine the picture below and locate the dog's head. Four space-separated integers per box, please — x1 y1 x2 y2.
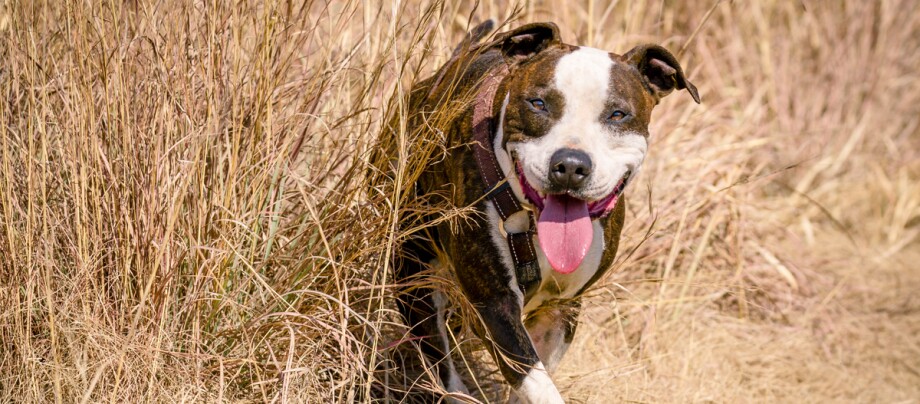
489 23 700 272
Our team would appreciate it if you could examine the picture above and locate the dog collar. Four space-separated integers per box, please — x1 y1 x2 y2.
471 64 541 296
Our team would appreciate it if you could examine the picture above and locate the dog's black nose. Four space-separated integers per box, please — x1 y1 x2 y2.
549 148 592 189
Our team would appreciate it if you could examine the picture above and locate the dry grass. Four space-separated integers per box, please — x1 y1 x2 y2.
2 0 919 402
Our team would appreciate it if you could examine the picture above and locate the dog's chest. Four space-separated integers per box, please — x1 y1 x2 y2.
523 219 605 313
484 202 605 314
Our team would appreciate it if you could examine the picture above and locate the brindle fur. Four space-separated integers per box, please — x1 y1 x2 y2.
383 21 697 399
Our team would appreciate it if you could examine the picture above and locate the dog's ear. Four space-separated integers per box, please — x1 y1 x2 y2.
452 20 496 57
494 22 562 61
624 44 700 104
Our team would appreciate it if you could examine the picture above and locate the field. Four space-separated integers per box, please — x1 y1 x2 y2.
2 0 919 402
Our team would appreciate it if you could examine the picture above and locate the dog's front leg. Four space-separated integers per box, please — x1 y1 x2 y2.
524 300 581 375
473 296 565 404
449 211 565 402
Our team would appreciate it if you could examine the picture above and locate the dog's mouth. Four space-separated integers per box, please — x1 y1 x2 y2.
516 164 632 218
515 163 632 274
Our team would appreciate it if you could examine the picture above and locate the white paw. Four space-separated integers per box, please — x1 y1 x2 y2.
509 362 564 404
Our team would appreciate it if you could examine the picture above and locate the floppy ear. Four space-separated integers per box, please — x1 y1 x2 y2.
624 44 700 104
493 22 562 61
452 20 496 57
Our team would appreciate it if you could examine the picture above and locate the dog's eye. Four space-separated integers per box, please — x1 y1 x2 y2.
529 99 547 111
608 110 628 122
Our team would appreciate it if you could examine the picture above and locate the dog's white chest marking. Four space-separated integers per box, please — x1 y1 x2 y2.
486 202 606 315
524 221 605 313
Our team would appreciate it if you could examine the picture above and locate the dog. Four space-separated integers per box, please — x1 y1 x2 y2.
391 21 699 403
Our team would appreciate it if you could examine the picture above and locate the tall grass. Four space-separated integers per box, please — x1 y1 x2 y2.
1 0 918 402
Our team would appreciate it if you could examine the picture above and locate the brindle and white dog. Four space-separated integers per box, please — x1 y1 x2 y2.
390 21 699 403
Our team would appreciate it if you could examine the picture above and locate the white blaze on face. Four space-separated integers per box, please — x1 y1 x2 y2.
511 46 648 201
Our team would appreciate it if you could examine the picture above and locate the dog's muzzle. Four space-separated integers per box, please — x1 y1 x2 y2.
548 148 592 190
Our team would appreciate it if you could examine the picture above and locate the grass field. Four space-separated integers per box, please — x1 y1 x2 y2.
2 0 919 402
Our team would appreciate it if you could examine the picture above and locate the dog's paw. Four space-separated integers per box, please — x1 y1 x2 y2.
509 364 564 404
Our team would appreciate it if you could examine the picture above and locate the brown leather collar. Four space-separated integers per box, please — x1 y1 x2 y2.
471 65 541 295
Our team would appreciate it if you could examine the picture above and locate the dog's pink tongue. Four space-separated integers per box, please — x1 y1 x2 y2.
537 194 593 274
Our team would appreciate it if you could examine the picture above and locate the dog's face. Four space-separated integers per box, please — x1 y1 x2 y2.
502 47 650 217
494 25 699 218
490 23 699 272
